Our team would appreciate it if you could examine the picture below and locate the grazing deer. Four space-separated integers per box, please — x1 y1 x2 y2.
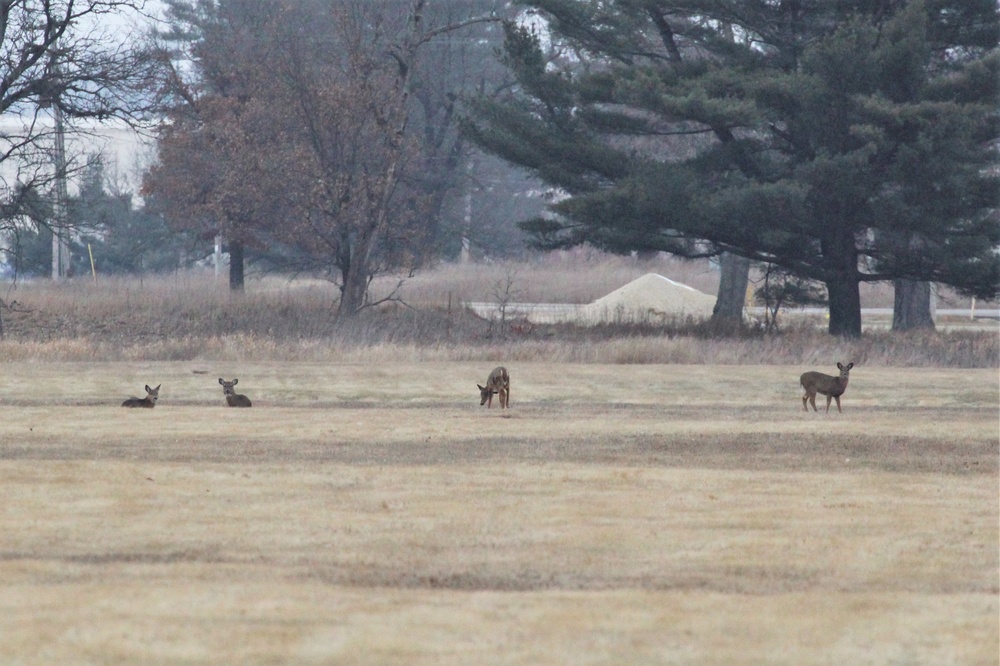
121 384 160 408
800 362 854 413
219 378 252 408
478 366 510 409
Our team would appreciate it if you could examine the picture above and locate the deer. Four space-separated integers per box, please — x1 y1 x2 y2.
800 362 854 413
121 384 160 408
478 366 510 409
219 378 252 408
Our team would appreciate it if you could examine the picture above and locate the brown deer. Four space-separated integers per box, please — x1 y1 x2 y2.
121 384 160 408
219 378 252 408
800 362 854 413
478 366 510 409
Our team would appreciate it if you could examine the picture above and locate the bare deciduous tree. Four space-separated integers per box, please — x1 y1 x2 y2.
1 0 156 249
145 0 500 317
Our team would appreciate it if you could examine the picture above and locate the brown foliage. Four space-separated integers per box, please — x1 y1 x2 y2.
143 1 493 315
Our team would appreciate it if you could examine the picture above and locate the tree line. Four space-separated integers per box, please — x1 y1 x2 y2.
0 0 997 336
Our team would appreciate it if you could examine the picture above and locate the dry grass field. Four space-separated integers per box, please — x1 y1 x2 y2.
1 361 997 665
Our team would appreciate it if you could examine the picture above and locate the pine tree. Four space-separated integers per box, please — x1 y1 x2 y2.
465 0 999 337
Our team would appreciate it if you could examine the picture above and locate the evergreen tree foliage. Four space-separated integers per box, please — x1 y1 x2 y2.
465 0 999 337
70 158 184 277
2 184 54 278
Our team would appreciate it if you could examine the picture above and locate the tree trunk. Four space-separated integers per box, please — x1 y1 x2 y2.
825 274 862 337
711 252 751 324
228 239 245 291
335 0 424 321
337 242 370 319
892 279 935 331
339 270 369 319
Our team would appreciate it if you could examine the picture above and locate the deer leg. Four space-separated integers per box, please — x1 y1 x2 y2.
809 393 818 412
825 395 833 413
834 395 842 413
802 393 809 411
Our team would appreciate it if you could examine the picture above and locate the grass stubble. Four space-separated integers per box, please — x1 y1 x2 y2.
0 362 997 665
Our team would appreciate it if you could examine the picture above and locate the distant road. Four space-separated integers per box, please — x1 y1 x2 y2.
759 307 998 318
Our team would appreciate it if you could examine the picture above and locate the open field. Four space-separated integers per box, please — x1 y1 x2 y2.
1 361 997 664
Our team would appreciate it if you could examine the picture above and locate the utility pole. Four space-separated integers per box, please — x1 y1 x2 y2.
43 51 71 282
51 98 70 281
214 233 223 277
460 159 473 264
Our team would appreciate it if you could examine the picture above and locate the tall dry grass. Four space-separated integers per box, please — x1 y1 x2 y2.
0 261 996 367
377 249 722 305
374 249 982 311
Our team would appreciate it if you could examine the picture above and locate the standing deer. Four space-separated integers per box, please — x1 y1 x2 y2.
800 362 854 413
219 378 252 408
478 366 510 409
121 384 160 408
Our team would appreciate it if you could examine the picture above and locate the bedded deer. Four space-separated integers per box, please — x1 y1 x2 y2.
800 362 853 413
478 366 510 409
121 384 160 408
219 378 252 408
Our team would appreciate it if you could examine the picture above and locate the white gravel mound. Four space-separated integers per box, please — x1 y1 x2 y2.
579 273 716 324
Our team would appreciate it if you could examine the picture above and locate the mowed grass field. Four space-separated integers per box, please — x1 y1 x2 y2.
1 361 997 665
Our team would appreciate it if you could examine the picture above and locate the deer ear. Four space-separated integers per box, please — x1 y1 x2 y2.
232 378 238 385
837 363 844 370
846 362 854 370
477 384 485 391
145 385 152 392
154 385 161 390
219 378 225 385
